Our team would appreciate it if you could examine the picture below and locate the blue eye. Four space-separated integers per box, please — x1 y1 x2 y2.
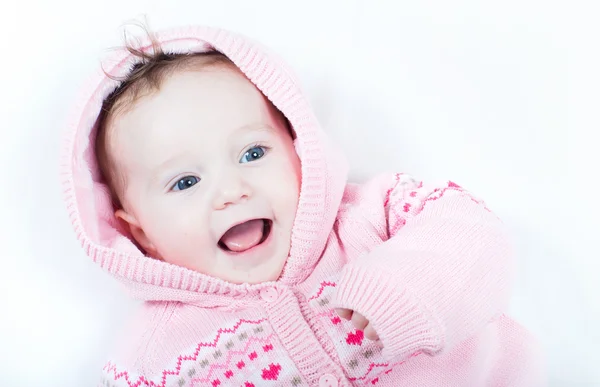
172 176 200 191
240 146 266 163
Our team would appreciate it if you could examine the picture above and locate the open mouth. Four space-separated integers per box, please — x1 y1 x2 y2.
218 219 272 253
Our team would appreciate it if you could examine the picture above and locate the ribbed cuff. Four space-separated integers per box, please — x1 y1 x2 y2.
332 263 445 361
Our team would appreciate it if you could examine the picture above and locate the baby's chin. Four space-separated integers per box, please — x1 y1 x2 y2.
210 225 290 284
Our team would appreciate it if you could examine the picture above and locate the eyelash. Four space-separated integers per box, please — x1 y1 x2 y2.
170 176 200 192
240 143 270 163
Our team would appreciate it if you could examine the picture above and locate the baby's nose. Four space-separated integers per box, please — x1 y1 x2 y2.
212 175 251 210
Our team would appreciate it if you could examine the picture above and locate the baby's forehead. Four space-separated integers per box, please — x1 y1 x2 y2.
110 63 243 116
115 70 280 131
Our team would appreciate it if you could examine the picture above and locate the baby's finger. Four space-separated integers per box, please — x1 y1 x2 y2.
364 323 379 341
335 308 353 320
351 311 369 331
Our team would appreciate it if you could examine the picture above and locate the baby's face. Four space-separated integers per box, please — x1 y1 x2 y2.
110 67 301 284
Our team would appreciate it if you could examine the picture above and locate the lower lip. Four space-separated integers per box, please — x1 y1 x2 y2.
220 223 275 259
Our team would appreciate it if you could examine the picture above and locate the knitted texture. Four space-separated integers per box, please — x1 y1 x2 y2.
62 26 544 386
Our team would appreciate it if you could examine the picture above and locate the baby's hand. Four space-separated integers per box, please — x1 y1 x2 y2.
335 308 380 341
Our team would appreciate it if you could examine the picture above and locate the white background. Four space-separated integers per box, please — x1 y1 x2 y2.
0 1 598 386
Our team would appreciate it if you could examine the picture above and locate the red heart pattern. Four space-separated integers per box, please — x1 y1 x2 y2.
263 344 273 352
346 330 364 346
261 363 282 380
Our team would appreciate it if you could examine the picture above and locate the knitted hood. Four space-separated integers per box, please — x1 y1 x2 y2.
61 26 348 305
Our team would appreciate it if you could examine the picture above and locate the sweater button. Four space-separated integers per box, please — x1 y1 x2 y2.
259 287 278 303
319 374 338 387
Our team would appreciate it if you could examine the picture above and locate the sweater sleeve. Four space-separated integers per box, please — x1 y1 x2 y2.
331 173 515 361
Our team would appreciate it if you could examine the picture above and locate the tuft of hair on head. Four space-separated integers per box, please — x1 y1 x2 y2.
94 21 235 210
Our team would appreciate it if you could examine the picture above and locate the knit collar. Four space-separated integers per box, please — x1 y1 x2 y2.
62 26 348 303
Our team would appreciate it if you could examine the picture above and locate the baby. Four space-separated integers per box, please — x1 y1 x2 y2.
63 26 543 386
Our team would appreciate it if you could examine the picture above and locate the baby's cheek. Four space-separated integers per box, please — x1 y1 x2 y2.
150 208 213 268
159 230 214 270
268 164 300 200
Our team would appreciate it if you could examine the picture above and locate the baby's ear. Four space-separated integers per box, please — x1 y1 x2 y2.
115 209 162 259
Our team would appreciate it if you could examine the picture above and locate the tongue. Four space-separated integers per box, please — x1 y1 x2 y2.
220 219 264 252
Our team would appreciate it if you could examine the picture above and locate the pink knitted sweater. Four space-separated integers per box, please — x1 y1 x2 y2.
62 26 543 387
